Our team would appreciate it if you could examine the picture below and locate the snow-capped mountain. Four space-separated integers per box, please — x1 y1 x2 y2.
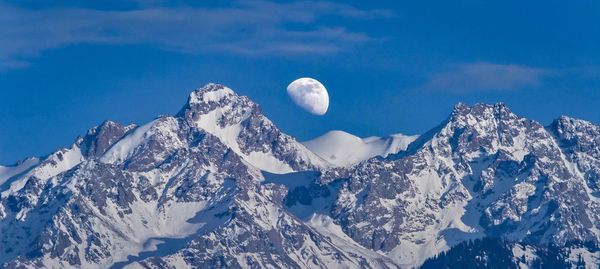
1 84 599 268
176 84 331 173
316 102 600 267
302 130 418 167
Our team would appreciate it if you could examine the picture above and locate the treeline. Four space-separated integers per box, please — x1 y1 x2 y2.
420 237 584 269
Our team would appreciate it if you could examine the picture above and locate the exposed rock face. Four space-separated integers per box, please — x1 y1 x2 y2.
549 116 600 195
1 84 599 268
80 120 136 158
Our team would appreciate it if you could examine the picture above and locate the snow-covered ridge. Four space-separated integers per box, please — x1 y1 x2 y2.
0 157 39 185
302 130 418 167
1 144 83 195
100 119 159 164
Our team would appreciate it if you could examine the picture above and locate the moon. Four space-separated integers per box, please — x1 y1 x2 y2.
286 77 329 115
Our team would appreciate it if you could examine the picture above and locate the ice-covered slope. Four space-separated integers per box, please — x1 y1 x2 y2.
303 130 418 167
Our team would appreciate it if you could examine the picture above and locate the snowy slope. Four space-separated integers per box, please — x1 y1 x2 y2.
0 158 39 185
99 119 159 164
303 130 418 167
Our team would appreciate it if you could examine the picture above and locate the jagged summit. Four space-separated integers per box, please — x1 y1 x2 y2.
450 102 518 123
177 83 330 173
188 83 236 104
79 120 137 158
177 83 241 116
550 115 600 139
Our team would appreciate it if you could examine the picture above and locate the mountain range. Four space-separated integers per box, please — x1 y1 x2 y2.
1 84 599 268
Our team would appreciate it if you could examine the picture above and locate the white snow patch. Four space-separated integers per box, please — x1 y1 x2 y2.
85 198 208 267
193 107 294 173
512 244 538 269
568 247 599 269
100 119 158 164
509 132 528 162
35 146 83 180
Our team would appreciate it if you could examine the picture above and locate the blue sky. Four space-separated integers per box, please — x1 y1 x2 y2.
1 0 600 164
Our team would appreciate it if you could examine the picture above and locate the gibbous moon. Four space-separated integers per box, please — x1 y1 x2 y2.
286 77 329 115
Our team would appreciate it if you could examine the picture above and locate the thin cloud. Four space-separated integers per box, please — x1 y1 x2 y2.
422 62 551 92
0 1 391 69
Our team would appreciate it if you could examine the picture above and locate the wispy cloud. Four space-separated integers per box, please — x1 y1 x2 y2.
422 62 551 92
0 1 391 69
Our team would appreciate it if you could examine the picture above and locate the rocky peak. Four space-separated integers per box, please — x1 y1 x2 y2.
548 116 600 194
449 102 518 127
550 116 600 148
189 83 236 104
549 115 600 163
176 84 263 138
425 102 541 163
79 120 136 158
177 83 253 118
177 83 329 173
